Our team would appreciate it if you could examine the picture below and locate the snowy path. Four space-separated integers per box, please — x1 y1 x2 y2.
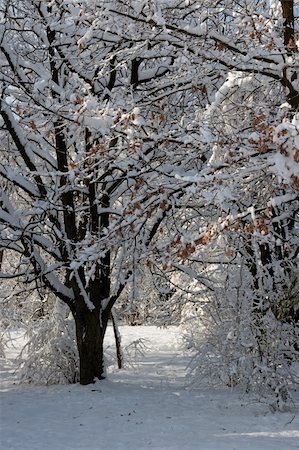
0 326 298 450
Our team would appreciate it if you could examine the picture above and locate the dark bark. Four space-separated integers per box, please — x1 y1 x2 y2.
280 0 295 50
111 310 123 369
74 301 108 385
130 57 142 87
0 105 47 198
280 1 299 110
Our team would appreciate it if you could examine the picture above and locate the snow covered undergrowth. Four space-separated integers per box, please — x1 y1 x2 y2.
0 326 298 450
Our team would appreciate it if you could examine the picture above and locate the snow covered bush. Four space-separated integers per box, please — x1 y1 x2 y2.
273 113 299 192
0 275 55 360
181 232 299 409
19 301 79 385
183 282 297 390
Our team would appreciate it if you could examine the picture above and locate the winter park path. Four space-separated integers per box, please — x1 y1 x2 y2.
0 326 298 450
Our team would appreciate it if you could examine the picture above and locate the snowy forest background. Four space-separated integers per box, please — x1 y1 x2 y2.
0 0 298 410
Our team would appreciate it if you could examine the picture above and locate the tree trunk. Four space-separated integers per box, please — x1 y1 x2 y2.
280 0 294 49
111 309 123 369
74 304 108 385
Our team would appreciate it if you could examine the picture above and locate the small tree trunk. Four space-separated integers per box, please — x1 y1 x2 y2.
280 0 294 49
111 308 123 369
74 304 108 385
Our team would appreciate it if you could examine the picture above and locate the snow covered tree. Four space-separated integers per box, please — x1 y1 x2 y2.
0 0 214 384
0 0 298 388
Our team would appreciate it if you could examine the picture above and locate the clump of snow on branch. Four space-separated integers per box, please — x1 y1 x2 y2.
273 113 299 191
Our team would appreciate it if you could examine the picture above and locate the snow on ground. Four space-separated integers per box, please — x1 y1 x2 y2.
0 326 298 450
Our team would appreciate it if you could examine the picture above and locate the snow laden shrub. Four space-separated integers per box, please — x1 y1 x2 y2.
0 279 54 358
19 302 79 385
181 268 299 410
273 113 299 192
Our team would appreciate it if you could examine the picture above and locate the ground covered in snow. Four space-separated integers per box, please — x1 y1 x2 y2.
0 326 298 450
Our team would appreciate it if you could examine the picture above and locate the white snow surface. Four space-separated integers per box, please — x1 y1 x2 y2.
1 326 299 450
